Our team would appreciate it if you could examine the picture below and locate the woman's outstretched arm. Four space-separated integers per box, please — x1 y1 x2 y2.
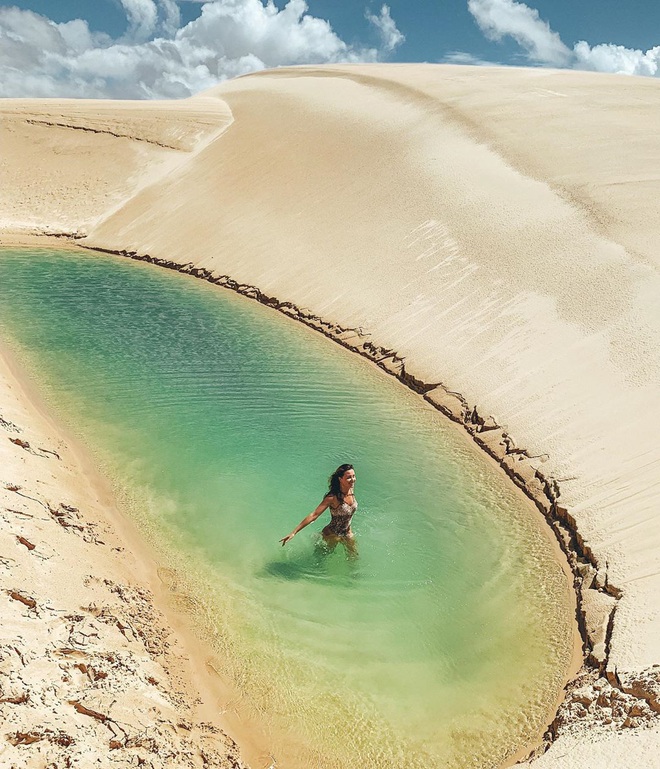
280 497 331 546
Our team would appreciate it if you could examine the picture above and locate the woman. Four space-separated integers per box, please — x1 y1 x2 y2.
279 464 358 553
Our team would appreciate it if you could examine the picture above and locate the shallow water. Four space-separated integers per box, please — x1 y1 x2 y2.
0 248 574 768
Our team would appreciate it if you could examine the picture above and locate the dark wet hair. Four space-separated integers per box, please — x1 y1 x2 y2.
326 464 354 503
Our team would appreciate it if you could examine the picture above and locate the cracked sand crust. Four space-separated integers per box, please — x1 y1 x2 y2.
0 357 247 768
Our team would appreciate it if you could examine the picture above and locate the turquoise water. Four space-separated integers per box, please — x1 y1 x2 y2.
0 248 573 768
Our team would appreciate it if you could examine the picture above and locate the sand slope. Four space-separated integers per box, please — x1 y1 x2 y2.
1 64 660 766
0 96 232 234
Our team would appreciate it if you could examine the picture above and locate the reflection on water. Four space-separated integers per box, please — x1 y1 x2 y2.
0 248 574 769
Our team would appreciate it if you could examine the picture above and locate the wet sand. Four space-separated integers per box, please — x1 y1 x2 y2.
0 331 273 767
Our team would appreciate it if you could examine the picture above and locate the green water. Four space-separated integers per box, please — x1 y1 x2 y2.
0 248 573 768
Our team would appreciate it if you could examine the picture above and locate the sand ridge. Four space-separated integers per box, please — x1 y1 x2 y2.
1 63 660 767
0 95 232 236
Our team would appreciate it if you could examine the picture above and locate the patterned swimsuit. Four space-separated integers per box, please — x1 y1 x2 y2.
325 495 358 537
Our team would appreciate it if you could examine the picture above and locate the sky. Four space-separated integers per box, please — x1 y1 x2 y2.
0 0 659 98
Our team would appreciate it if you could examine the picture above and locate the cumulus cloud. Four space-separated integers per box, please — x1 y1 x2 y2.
366 4 405 53
0 0 404 99
119 0 159 41
467 0 660 77
573 41 660 77
159 0 183 37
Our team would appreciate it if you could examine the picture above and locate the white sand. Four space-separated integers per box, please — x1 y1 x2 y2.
1 63 659 767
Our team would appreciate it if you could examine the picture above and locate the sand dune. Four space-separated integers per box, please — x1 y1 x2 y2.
1 64 660 766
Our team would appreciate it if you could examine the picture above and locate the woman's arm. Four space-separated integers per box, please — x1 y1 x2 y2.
280 497 331 546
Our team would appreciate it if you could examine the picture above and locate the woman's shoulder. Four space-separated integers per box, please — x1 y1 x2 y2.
324 492 340 506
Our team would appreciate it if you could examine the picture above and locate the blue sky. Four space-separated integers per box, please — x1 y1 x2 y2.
1 1 659 98
308 0 660 65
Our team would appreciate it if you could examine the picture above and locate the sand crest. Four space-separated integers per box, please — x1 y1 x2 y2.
1 64 660 766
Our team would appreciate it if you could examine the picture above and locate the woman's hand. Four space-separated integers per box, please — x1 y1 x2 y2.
279 499 329 547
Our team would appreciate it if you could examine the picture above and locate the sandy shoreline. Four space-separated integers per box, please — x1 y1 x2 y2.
0 309 273 768
0 234 583 769
2 63 660 766
0 229 645 769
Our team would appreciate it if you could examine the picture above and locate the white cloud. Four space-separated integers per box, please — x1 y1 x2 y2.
0 0 403 99
443 51 497 67
366 4 404 53
467 0 660 77
160 0 183 37
115 0 179 41
177 0 350 68
467 0 570 65
118 0 158 41
573 41 660 77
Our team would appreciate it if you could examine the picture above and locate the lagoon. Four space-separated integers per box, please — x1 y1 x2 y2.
0 248 574 768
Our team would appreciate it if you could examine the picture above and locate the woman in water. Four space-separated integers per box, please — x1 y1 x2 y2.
279 464 357 554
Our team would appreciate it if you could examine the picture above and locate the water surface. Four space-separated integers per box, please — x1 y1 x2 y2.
0 248 574 768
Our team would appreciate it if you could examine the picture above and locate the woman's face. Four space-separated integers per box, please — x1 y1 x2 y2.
340 468 356 490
